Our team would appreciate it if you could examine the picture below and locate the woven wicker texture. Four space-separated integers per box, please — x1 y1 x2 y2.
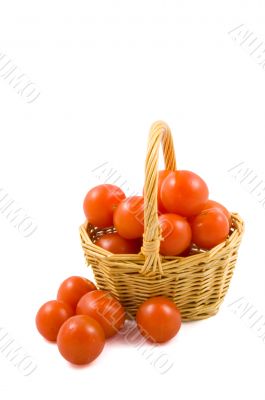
80 121 244 321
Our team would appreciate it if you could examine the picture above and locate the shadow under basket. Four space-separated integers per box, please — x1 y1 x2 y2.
79 121 245 321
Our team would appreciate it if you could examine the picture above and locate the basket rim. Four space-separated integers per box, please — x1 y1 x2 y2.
80 212 244 265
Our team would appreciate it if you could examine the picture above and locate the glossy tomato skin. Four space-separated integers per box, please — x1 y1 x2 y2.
83 184 125 228
36 300 73 342
57 315 105 365
191 208 230 250
161 170 209 217
159 214 192 256
57 276 97 312
200 199 231 225
76 290 125 338
179 243 192 257
113 196 144 239
157 170 172 213
95 233 142 254
136 296 181 343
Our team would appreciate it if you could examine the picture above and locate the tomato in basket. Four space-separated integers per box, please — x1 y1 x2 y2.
158 213 192 256
190 208 230 249
95 232 142 254
200 199 231 225
114 196 144 239
83 184 125 228
160 170 209 217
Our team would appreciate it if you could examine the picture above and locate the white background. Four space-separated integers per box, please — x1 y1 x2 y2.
0 1 265 399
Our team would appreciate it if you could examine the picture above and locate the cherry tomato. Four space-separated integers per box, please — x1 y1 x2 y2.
57 276 97 312
76 290 125 338
179 244 192 257
36 300 73 342
157 170 172 213
159 214 192 256
191 208 230 249
95 233 142 254
83 184 125 228
161 170 209 217
57 315 105 365
201 199 231 225
114 196 144 239
136 296 181 343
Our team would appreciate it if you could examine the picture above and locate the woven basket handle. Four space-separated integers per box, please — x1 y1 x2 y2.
141 121 176 276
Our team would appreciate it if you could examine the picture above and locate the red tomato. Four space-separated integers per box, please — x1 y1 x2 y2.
201 199 231 225
57 315 105 365
191 208 230 249
83 184 125 228
179 245 192 257
157 170 172 213
161 170 209 217
95 233 142 254
57 276 96 312
36 300 73 342
136 296 181 343
159 214 192 256
76 290 125 338
114 196 144 239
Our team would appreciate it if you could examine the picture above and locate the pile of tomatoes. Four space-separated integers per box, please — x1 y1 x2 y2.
36 171 232 365
84 170 231 256
36 276 181 365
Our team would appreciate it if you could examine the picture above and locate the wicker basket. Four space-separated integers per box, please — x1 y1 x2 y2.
80 121 244 321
